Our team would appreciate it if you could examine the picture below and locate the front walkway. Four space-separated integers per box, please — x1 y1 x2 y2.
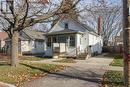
20 54 123 87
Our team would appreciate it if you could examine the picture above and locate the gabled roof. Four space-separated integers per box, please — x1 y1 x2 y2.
48 15 99 36
22 29 45 40
76 21 96 33
0 32 8 40
46 29 83 35
70 17 98 35
5 29 45 41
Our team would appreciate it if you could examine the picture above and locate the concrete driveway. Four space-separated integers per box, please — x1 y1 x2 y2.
20 54 115 87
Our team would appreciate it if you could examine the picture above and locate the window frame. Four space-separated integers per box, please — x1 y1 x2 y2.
47 37 51 47
69 35 75 47
64 23 68 29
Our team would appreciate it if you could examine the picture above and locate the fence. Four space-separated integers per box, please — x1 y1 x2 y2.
102 46 123 53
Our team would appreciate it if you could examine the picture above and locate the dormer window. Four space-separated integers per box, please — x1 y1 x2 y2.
65 23 68 29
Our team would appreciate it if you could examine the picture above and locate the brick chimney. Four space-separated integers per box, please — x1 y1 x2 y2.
98 16 102 35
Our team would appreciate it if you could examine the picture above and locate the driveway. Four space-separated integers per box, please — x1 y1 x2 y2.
20 54 117 87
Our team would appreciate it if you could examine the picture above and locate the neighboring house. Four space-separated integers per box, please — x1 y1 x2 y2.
6 29 45 55
0 32 8 49
44 16 103 57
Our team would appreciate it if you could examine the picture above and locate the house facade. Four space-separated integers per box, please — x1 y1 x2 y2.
44 17 103 57
5 29 45 55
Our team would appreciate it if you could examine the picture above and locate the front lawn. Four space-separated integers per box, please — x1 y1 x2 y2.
110 54 124 67
20 56 47 61
0 61 66 86
53 58 76 63
103 71 124 87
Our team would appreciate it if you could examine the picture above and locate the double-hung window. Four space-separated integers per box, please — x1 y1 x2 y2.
70 36 75 47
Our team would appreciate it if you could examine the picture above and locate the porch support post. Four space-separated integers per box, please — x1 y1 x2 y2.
66 36 69 53
75 34 80 57
44 37 47 51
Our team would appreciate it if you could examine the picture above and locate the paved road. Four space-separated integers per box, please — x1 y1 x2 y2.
20 54 117 87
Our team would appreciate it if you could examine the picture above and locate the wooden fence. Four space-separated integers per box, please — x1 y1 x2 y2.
102 46 123 53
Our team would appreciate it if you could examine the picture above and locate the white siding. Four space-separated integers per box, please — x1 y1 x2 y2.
80 32 89 53
34 41 44 53
21 41 30 52
45 48 53 56
21 40 45 54
46 18 103 57
49 19 86 33
88 33 102 54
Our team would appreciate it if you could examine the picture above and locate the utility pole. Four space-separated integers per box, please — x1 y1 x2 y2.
123 0 130 87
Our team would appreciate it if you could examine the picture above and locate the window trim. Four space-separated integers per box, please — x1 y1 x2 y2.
65 23 68 29
69 35 75 47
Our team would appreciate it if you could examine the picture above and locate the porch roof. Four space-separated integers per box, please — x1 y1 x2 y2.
46 29 83 35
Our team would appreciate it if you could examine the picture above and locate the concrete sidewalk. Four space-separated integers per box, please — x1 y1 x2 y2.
0 82 16 87
20 54 120 87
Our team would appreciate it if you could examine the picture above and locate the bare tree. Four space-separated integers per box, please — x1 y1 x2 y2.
79 0 122 46
0 0 80 67
51 0 79 27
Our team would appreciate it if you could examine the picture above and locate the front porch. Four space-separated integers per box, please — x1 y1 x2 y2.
45 34 79 57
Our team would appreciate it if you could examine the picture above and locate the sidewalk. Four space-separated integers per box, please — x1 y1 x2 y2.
20 54 120 87
0 82 16 87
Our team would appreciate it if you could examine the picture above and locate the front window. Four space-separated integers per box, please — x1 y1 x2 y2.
38 41 43 45
35 41 43 48
52 37 57 43
58 36 67 43
65 23 68 29
70 36 75 47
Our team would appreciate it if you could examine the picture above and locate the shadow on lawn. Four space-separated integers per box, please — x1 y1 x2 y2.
21 63 103 85
0 62 10 66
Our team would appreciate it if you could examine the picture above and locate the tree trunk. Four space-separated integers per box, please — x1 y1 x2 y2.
11 31 19 67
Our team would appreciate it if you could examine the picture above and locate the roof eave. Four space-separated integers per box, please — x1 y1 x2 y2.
46 31 83 36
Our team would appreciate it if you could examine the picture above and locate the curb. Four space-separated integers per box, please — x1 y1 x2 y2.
0 82 16 87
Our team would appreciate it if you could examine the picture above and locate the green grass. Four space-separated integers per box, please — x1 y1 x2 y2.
53 58 76 63
20 56 47 61
110 54 124 67
0 62 66 86
103 71 124 87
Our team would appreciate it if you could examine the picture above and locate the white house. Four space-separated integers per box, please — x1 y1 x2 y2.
6 29 45 55
44 16 103 57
